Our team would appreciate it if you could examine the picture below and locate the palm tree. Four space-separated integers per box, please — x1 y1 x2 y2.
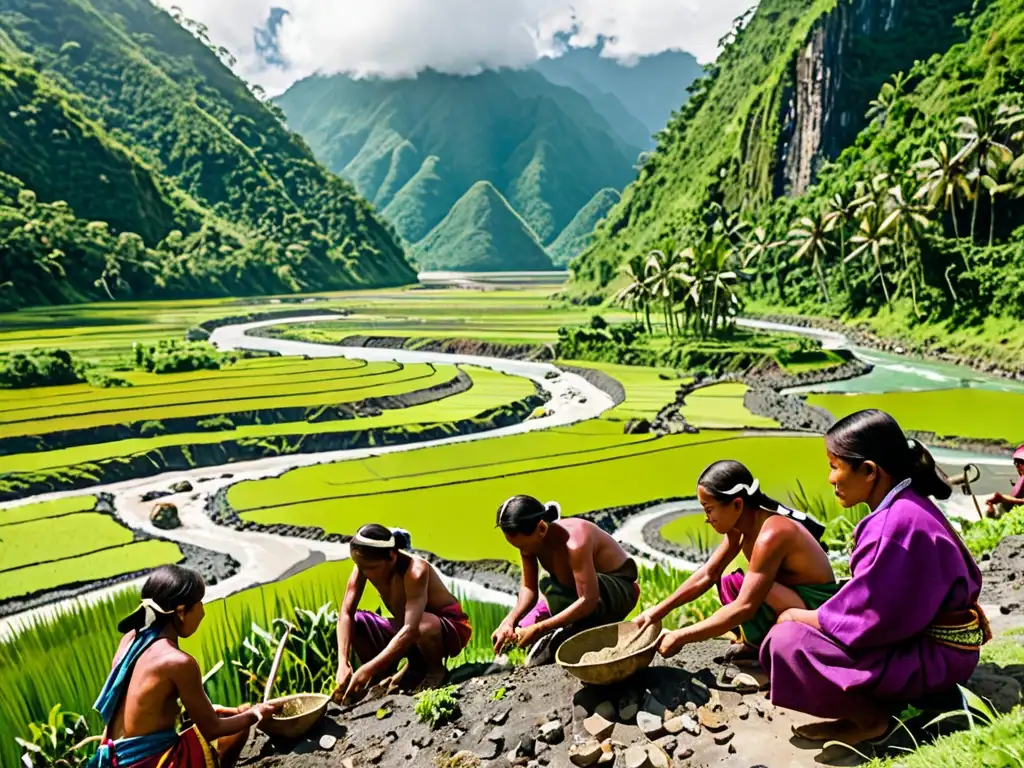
848 201 895 307
954 106 1014 241
788 212 833 303
881 182 934 315
645 248 682 336
915 140 972 244
614 255 654 334
740 226 782 295
825 188 870 295
865 72 907 127
980 157 1017 248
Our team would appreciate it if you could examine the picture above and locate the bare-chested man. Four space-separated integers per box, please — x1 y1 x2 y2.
491 495 640 663
634 460 837 662
335 524 471 699
89 565 275 768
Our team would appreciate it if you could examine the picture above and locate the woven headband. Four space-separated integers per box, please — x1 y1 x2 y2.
352 527 408 549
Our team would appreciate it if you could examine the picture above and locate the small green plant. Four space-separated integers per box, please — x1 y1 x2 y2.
17 704 95 768
415 685 461 729
491 686 506 701
376 705 392 720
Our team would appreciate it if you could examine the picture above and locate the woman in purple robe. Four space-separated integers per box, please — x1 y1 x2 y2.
761 409 990 745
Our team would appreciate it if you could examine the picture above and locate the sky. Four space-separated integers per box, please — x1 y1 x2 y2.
161 0 757 93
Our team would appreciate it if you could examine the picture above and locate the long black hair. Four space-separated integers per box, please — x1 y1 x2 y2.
351 523 413 573
496 495 560 535
698 460 826 543
826 409 951 500
117 565 206 633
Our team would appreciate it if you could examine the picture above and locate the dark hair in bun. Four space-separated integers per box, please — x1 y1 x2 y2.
496 495 560 535
826 409 951 500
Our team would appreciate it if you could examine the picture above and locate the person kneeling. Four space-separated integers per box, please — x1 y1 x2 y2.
491 495 640 665
88 565 277 768
635 461 838 662
335 524 472 700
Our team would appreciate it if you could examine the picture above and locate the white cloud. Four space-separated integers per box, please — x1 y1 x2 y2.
161 0 756 93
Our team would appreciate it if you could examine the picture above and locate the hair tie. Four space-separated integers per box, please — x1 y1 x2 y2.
139 597 174 629
907 438 917 450
497 496 515 522
721 478 760 497
352 532 395 548
544 501 562 520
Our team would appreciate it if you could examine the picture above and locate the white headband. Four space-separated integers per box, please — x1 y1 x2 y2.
722 478 760 497
140 597 175 629
352 527 408 549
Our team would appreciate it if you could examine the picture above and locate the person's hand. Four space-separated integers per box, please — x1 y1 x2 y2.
254 702 280 723
988 492 1005 504
492 621 517 654
343 664 375 702
514 624 542 649
657 630 685 658
633 609 660 632
332 663 354 702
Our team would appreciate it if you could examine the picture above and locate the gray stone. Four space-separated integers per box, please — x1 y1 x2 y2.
735 704 750 720
624 745 652 768
653 736 676 754
713 730 734 746
170 480 193 494
637 709 665 740
584 713 615 741
619 691 640 721
318 734 337 750
595 701 617 721
569 740 604 767
489 707 512 726
966 666 1024 714
673 745 694 762
477 738 503 760
149 502 181 530
663 715 698 736
412 735 433 748
538 721 564 745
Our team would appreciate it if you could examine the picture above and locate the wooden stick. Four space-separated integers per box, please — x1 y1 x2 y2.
264 629 290 704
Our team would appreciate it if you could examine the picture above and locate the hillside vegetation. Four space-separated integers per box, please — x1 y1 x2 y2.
548 188 621 266
0 0 413 309
574 0 974 291
413 181 554 272
277 68 640 248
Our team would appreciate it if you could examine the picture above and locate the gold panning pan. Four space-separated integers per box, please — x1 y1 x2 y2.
257 629 330 739
556 619 663 685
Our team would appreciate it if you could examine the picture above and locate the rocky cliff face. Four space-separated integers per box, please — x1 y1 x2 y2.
774 0 970 197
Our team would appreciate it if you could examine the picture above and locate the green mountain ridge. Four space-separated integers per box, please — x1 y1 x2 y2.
413 181 554 272
0 0 413 309
548 188 621 267
275 68 641 251
574 0 974 291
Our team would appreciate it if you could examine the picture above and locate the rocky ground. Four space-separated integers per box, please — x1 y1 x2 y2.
238 624 1022 768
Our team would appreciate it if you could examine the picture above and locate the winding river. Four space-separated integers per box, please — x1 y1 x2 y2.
1 311 1018 638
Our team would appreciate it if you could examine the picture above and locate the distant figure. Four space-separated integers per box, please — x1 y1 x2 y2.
492 495 640 665
763 410 988 746
984 444 1024 517
335 524 471 699
635 460 838 662
88 565 275 768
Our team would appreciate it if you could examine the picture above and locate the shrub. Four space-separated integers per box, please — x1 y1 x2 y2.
133 340 225 374
139 420 166 437
196 415 235 432
415 685 461 728
0 349 87 388
87 373 132 388
17 704 93 768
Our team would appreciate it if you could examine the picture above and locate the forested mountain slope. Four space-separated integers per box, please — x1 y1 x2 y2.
0 0 413 309
275 68 641 247
573 0 974 291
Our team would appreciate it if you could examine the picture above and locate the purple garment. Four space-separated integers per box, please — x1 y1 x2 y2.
1012 474 1024 499
761 486 982 718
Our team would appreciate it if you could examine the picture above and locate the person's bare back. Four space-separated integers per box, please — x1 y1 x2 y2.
738 513 833 587
536 518 630 587
371 556 459 618
107 631 192 739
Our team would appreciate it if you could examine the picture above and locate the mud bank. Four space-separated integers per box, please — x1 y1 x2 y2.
0 394 547 502
0 366 472 457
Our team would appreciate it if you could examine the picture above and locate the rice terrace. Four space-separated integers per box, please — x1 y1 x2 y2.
2 0 1024 765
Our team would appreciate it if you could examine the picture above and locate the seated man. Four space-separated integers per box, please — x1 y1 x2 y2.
635 461 838 662
491 495 639 664
985 445 1024 518
335 524 472 698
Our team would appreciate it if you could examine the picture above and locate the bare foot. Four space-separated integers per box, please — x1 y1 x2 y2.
793 714 889 744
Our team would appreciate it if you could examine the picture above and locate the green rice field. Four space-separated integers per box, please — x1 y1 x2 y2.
0 365 534 474
683 382 779 429
807 389 1024 443
0 496 184 601
558 359 689 421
